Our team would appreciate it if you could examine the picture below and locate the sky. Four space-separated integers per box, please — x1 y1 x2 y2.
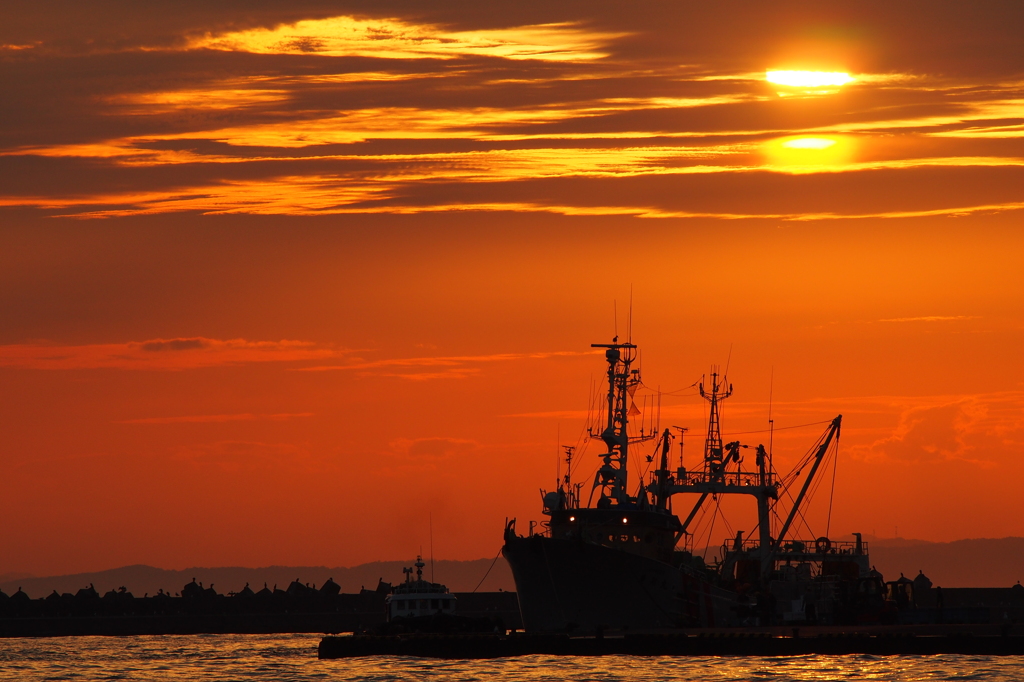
2 1 1024 578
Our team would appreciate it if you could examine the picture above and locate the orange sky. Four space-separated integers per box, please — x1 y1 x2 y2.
2 1 1024 577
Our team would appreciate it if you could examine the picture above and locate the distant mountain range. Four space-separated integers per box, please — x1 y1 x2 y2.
0 558 515 599
3 537 1022 599
863 535 1024 588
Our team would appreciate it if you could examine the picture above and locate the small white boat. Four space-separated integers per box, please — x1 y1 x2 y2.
385 556 457 621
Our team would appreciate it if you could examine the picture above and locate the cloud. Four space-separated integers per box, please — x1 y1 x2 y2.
877 316 979 323
139 338 211 351
299 349 595 379
0 341 592 377
117 412 314 424
0 337 345 370
853 393 1024 465
388 436 478 460
5 2 1024 222
504 409 590 419
174 440 311 471
374 369 482 381
371 436 482 476
870 401 975 463
188 16 624 62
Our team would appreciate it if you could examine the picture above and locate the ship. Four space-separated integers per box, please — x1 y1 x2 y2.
377 556 505 634
384 555 457 621
503 339 882 632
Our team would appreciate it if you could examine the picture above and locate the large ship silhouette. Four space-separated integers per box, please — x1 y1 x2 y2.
503 339 875 632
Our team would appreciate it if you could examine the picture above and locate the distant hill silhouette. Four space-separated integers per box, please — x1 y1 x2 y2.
871 537 1024 587
5 538 1022 598
0 558 515 600
836 535 1024 587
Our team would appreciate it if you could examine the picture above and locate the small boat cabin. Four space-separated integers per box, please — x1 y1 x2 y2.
385 556 457 620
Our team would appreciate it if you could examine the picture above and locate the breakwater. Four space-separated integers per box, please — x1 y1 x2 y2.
0 580 521 637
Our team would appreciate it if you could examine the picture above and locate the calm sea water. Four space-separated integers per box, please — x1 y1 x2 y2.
0 634 1021 681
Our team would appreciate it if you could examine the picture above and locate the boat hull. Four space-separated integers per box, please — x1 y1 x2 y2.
503 534 740 632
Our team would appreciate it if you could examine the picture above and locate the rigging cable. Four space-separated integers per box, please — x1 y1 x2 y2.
723 419 832 437
638 378 700 398
769 430 831 542
471 547 504 593
688 501 713 553
703 497 722 562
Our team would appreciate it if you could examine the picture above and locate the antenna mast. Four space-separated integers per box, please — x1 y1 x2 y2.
700 368 732 476
673 426 688 470
429 513 435 583
589 340 646 507
562 445 578 508
768 368 775 463
667 370 780 583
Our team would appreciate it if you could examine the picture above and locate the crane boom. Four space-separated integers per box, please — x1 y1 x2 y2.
772 415 842 550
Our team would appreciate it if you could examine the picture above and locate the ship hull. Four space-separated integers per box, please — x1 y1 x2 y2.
503 534 740 632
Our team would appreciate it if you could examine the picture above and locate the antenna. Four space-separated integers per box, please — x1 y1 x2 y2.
628 285 633 343
429 513 435 583
673 426 688 470
656 385 661 436
556 423 561 489
563 444 576 506
614 300 618 340
768 367 775 460
768 367 775 538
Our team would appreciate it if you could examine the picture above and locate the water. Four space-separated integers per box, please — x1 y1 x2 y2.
0 634 1021 681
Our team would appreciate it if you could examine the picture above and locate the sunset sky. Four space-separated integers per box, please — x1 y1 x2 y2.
3 1 1024 578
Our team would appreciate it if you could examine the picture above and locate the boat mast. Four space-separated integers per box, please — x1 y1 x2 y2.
702 369 731 476
590 340 639 507
666 369 779 583
678 369 732 533
562 445 580 509
652 428 673 510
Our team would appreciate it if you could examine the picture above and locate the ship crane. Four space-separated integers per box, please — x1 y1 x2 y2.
771 415 842 553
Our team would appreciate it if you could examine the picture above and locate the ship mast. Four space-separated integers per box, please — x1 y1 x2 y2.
669 369 778 582
589 340 640 507
561 445 580 509
678 369 733 532
701 369 731 476
652 428 673 510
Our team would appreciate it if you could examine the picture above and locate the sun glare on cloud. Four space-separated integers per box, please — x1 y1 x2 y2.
766 71 854 88
764 135 853 170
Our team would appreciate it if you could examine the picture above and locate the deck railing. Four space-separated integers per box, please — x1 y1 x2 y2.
674 471 777 487
724 538 869 556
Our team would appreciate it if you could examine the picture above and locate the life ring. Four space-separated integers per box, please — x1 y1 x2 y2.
815 536 832 553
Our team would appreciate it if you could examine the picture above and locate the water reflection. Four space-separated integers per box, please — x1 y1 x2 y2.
0 635 1022 681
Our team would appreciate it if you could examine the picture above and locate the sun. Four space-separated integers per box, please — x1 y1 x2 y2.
766 70 854 88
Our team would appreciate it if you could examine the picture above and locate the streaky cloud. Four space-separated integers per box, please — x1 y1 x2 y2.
0 337 347 370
